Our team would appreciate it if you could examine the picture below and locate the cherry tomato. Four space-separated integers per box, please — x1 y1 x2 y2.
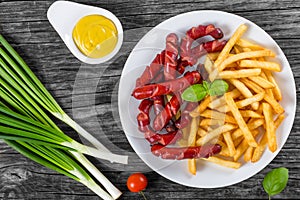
127 173 148 192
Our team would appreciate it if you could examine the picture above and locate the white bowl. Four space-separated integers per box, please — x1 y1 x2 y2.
47 0 123 64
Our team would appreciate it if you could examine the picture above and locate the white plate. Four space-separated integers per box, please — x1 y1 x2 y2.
47 1 123 64
118 10 296 188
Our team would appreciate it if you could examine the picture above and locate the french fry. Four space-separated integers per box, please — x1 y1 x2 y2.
215 24 248 70
188 117 198 175
239 110 263 118
182 126 190 140
188 117 198 146
274 113 285 128
223 131 236 156
260 70 275 99
214 105 230 113
188 159 197 175
251 113 285 162
199 118 225 127
218 50 275 71
200 109 237 124
262 103 277 152
208 89 241 109
234 45 242 54
207 52 220 61
204 56 214 74
240 78 284 114
219 68 261 79
225 93 258 147
219 146 231 157
248 76 275 89
236 39 265 50
244 146 254 162
235 92 265 109
232 118 264 140
239 60 281 72
264 70 282 101
204 156 241 169
234 129 260 161
251 133 267 163
196 124 237 146
197 127 207 137
190 96 214 117
229 79 260 110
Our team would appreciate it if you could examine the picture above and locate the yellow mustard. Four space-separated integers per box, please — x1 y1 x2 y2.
72 15 118 58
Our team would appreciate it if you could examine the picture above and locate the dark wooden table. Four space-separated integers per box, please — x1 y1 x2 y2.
0 0 299 199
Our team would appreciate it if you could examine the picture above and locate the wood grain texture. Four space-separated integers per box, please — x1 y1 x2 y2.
0 0 299 199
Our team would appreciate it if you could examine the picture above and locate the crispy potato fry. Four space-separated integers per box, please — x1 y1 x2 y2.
219 146 231 157
235 92 265 109
188 159 197 175
260 71 274 98
239 60 281 72
274 113 285 128
196 124 237 146
190 96 214 117
214 105 230 113
252 113 285 162
200 110 237 124
187 117 199 175
234 45 242 54
234 129 260 161
229 79 259 110
182 126 190 140
188 117 198 146
199 118 225 127
240 78 284 114
236 39 265 50
244 146 254 162
197 127 207 137
204 156 241 169
218 50 275 71
207 52 220 61
208 89 241 109
225 93 258 147
248 76 275 89
223 131 236 157
219 68 261 79
251 134 267 163
239 110 263 118
214 24 248 70
264 70 282 101
204 56 214 74
232 118 264 140
262 103 277 152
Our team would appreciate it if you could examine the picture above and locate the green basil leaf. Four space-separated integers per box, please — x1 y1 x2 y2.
208 79 229 96
202 81 210 92
181 84 207 102
263 167 289 197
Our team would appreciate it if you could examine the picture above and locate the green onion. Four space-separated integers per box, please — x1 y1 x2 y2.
0 34 111 152
0 105 127 164
5 140 115 200
0 35 126 199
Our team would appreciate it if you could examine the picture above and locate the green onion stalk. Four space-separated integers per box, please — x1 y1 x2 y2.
0 34 112 153
0 35 127 199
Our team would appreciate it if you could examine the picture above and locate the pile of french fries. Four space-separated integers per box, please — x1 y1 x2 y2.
179 24 285 175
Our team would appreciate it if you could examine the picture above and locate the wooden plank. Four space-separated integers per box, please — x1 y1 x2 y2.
0 0 299 199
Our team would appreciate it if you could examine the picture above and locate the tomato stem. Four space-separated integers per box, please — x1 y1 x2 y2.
139 191 147 200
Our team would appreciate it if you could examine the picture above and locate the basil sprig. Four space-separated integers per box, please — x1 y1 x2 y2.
263 167 289 199
182 80 228 102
